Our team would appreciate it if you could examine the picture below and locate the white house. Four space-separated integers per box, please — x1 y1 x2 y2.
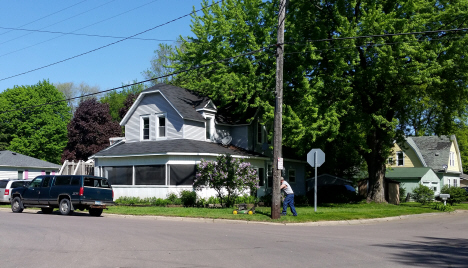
0 150 60 180
90 84 306 200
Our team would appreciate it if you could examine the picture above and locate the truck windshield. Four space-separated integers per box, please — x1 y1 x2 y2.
83 177 110 188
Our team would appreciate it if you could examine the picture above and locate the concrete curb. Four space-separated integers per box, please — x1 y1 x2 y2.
1 207 466 226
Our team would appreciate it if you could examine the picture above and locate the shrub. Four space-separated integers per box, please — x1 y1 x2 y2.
432 202 454 212
259 193 272 207
180 190 197 207
194 154 259 207
235 194 257 204
207 196 220 204
196 197 207 207
166 192 182 205
399 183 407 203
440 185 468 205
307 185 357 204
294 195 309 206
411 184 434 205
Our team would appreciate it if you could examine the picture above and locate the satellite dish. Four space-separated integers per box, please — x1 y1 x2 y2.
221 136 232 146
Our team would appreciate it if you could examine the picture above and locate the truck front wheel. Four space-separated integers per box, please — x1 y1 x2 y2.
89 208 103 217
11 197 23 213
59 199 73 215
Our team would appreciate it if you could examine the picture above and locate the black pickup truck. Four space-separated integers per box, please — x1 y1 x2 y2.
10 175 114 216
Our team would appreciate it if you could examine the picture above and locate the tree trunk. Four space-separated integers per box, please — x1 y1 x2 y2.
364 129 388 203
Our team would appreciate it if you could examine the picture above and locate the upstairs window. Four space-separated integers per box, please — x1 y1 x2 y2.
157 115 166 138
397 151 404 166
205 116 213 140
141 116 150 140
257 122 264 144
449 152 455 167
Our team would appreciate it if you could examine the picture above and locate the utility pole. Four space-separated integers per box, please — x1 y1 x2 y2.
271 0 287 220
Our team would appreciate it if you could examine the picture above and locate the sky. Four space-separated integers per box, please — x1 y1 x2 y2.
0 0 203 94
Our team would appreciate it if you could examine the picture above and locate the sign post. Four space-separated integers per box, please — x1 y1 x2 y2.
307 149 325 212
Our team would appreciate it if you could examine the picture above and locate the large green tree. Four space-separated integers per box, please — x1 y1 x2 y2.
100 81 146 123
155 0 468 202
0 80 71 164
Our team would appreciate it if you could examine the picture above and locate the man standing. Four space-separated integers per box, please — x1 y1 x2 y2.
280 177 297 216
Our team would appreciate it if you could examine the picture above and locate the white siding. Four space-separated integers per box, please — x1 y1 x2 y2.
0 167 58 180
184 120 205 141
124 93 183 142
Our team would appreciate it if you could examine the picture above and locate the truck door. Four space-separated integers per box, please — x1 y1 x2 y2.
22 177 43 205
38 176 53 205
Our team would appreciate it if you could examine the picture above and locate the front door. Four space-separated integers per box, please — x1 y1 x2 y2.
22 177 43 205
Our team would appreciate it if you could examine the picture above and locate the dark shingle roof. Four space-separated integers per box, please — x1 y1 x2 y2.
409 136 452 171
143 84 210 122
93 139 266 158
0 150 61 169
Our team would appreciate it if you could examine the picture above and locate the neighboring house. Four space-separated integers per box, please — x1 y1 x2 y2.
305 174 353 192
90 84 306 200
0 150 60 180
386 135 463 195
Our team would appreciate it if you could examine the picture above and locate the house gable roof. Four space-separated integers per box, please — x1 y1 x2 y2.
0 150 61 169
91 139 267 159
408 136 454 172
120 84 210 125
386 167 432 178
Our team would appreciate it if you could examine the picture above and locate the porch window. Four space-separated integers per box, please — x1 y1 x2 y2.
205 116 213 140
169 165 196 185
267 164 273 188
397 151 404 166
454 179 458 187
141 116 150 140
135 165 165 185
103 166 133 185
288 169 296 183
258 168 265 187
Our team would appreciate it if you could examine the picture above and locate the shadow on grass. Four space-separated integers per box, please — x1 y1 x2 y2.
373 237 468 267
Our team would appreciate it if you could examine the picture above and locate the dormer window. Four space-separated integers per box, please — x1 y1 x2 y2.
397 151 404 166
141 116 150 140
205 116 214 140
156 114 166 138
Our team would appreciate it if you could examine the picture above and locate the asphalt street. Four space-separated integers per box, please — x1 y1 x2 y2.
0 209 467 268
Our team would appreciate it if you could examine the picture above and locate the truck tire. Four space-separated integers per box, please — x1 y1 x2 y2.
59 198 73 215
41 208 54 214
89 208 103 217
11 197 23 213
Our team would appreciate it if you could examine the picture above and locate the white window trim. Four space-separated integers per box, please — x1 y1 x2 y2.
156 113 167 140
140 115 150 141
288 169 296 184
397 151 404 166
205 115 215 141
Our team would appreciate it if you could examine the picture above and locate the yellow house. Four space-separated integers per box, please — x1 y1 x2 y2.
386 135 463 195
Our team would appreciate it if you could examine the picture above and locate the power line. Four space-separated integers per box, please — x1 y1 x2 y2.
0 0 162 58
0 1 222 82
0 0 88 37
0 43 273 114
284 34 468 55
284 28 468 45
0 26 177 42
0 0 117 46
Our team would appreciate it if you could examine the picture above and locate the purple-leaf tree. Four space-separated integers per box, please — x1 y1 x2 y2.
61 98 122 162
194 154 259 207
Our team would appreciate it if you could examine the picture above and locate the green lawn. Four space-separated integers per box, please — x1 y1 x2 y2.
3 202 467 223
